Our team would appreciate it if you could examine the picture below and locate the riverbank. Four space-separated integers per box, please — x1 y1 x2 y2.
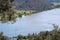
51 2 60 8
0 24 60 40
14 8 54 17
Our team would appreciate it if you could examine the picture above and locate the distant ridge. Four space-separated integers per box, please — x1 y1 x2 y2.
12 0 52 11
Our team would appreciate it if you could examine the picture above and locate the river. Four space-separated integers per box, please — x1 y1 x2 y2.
0 8 60 37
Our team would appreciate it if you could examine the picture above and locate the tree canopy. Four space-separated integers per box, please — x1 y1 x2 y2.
0 0 14 12
0 0 18 23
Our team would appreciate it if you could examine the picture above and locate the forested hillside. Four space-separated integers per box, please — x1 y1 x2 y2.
12 0 52 11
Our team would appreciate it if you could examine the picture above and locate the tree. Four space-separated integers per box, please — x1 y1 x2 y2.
0 0 14 12
0 32 9 40
0 0 18 22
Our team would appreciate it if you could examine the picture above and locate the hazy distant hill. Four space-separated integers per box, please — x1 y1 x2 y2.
48 0 60 2
12 0 52 11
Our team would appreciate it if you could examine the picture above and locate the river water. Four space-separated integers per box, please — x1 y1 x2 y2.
0 8 60 37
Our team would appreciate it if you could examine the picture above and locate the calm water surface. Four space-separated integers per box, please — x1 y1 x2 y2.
0 8 60 37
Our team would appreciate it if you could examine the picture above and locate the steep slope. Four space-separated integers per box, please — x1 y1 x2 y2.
12 0 52 11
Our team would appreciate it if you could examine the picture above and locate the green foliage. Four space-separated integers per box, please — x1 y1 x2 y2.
0 0 37 23
0 8 17 23
0 0 14 12
17 24 60 40
0 0 18 23
0 32 9 40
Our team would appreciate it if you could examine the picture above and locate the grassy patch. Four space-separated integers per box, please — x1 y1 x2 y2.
15 10 36 15
51 2 60 6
